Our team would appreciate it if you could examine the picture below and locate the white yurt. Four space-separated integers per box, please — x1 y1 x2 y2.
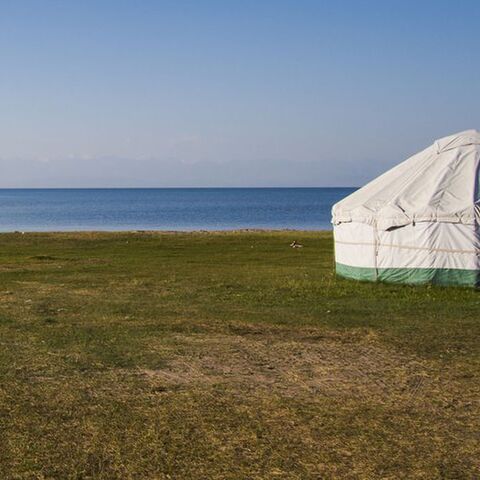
332 129 480 287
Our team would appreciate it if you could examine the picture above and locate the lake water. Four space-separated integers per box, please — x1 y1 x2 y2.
0 188 354 232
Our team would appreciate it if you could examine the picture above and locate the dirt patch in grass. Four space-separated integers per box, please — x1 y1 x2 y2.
140 330 434 405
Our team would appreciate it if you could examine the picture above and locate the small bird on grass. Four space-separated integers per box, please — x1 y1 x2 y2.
290 240 303 248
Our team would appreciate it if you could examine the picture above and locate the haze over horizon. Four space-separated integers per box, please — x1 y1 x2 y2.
1 1 479 188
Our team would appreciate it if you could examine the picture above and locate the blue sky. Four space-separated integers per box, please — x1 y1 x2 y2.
0 0 479 187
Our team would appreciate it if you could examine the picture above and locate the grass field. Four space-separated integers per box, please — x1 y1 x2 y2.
0 231 478 479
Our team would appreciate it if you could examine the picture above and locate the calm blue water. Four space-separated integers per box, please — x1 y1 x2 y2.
0 188 354 232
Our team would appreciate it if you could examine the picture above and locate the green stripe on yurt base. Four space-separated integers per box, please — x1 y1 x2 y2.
336 263 478 287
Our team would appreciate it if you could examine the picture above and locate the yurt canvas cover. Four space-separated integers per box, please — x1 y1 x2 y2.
332 130 480 287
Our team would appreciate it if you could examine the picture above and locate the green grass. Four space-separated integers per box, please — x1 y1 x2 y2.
0 231 478 479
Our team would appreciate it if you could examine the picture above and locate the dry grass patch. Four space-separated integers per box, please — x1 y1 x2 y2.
140 330 434 405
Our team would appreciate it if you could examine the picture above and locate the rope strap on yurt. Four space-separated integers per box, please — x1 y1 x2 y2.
373 221 379 281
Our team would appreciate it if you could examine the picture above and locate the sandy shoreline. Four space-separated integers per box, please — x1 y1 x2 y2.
3 228 332 235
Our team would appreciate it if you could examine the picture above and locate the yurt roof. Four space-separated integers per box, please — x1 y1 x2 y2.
332 130 480 230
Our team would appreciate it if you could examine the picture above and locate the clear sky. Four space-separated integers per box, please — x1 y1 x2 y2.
1 0 479 187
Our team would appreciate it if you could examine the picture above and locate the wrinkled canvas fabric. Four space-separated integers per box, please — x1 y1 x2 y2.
332 130 480 229
332 130 480 286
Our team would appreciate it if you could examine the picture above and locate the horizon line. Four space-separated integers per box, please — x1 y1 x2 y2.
0 186 358 190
